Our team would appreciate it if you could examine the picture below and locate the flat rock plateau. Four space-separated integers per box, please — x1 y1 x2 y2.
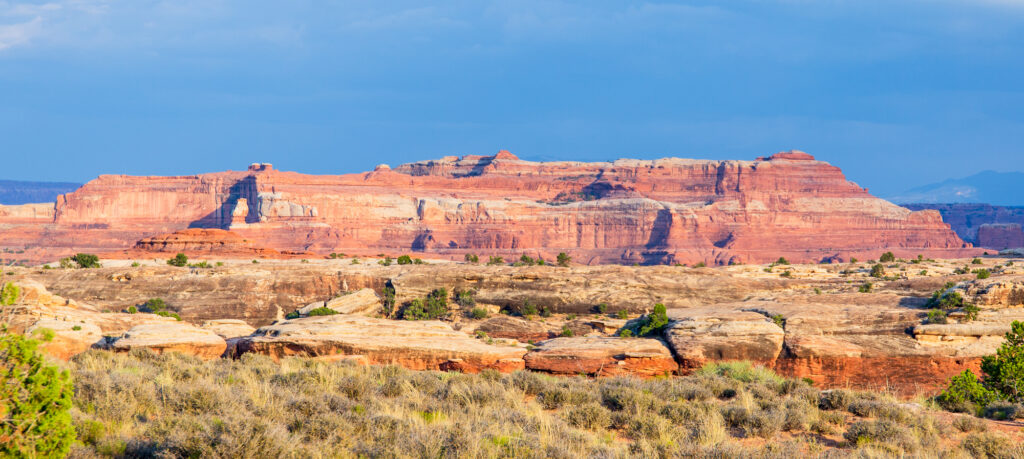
0 150 978 266
4 253 1023 396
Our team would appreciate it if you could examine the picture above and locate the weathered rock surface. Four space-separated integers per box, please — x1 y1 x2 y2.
297 288 380 316
27 319 103 360
27 264 789 325
200 319 256 339
4 279 179 335
111 323 227 360
961 276 1024 308
471 316 552 342
664 309 785 370
0 150 975 265
524 337 677 377
235 315 526 372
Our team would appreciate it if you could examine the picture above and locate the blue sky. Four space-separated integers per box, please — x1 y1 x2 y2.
1 1 1022 197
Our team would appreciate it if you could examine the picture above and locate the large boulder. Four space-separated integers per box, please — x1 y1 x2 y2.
235 315 526 372
663 309 785 370
524 337 677 377
297 288 381 316
26 319 104 361
111 323 227 360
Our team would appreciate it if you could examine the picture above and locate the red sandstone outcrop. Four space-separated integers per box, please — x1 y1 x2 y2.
235 315 527 372
524 337 678 377
0 150 976 265
134 228 264 253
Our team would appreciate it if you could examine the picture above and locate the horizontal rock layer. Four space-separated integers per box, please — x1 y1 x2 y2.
0 150 975 265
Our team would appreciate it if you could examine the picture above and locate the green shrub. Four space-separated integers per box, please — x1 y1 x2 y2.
926 309 948 324
382 283 396 318
770 314 786 329
556 252 571 267
464 254 479 264
396 255 413 265
630 303 668 337
963 303 980 322
71 253 101 268
595 303 608 314
307 307 338 317
618 329 633 338
520 300 538 317
982 401 1024 420
937 370 998 413
58 257 75 269
470 308 488 320
563 402 611 430
518 255 536 266
401 288 448 320
0 332 76 457
167 253 188 267
285 310 300 320
972 257 983 265
125 306 138 314
976 269 991 280
879 252 896 263
699 361 784 385
454 289 476 308
858 282 872 293
694 261 707 268
961 432 1012 458
869 264 885 278
560 326 574 337
140 298 168 313
1 283 19 307
980 320 1024 403
774 257 790 266
378 256 393 266
487 256 504 266
617 309 628 320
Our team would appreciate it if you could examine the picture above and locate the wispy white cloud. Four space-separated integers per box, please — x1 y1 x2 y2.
0 15 42 50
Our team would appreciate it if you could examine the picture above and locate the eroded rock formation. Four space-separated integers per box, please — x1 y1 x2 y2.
0 150 975 265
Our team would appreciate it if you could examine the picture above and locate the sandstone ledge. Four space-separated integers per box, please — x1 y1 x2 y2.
235 315 526 372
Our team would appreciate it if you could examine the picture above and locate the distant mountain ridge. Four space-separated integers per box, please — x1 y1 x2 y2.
888 170 1024 207
0 180 81 205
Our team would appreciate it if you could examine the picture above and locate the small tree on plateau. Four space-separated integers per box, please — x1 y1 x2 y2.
981 320 1024 403
167 253 188 267
557 252 571 267
71 253 101 269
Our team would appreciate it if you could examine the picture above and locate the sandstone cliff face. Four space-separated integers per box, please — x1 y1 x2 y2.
0 150 973 265
904 203 1024 248
977 224 1024 250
